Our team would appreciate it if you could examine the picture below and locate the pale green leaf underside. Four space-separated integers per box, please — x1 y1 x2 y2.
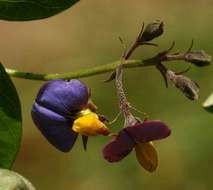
203 92 213 113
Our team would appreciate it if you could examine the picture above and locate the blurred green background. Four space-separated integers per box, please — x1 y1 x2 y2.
0 0 213 189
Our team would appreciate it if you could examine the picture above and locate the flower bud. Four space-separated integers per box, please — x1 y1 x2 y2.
185 50 211 67
166 70 199 100
140 20 164 42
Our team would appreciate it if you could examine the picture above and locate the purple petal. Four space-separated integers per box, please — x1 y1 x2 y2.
36 79 89 116
102 130 135 162
32 102 78 152
125 120 171 143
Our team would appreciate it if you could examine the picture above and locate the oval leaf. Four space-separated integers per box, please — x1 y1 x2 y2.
135 142 158 172
203 92 213 113
0 63 22 169
0 0 79 21
0 169 35 190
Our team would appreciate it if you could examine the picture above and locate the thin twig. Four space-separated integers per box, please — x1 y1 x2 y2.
124 23 145 59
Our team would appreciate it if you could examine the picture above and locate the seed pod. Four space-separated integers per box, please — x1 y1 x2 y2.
166 70 199 100
185 50 211 67
140 20 164 42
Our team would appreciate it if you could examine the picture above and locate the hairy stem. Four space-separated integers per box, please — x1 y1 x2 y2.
115 63 137 127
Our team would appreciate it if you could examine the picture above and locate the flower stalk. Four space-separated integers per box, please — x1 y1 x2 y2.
4 22 210 82
115 63 137 127
4 48 211 81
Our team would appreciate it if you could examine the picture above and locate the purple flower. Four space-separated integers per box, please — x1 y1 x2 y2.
102 120 171 172
32 79 110 152
35 79 89 115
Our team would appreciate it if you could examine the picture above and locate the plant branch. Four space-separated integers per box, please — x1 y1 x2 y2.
4 46 211 81
4 59 153 81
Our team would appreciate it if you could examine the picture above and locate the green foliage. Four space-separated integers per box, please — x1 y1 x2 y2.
0 63 22 169
0 0 79 21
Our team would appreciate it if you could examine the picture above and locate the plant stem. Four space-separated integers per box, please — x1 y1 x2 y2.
5 47 208 81
5 59 155 81
115 63 137 127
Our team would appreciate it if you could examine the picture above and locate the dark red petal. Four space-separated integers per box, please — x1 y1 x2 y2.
125 120 171 143
102 130 135 162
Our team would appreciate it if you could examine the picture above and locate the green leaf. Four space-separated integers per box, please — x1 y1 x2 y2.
0 0 79 21
203 92 213 113
0 63 22 169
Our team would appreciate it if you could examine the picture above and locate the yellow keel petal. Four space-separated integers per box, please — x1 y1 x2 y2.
72 112 110 136
135 142 158 172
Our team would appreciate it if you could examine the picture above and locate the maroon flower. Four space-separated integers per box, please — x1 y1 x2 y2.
102 120 171 172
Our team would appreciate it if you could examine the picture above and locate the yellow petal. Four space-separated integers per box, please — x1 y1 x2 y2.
72 112 110 136
135 142 158 172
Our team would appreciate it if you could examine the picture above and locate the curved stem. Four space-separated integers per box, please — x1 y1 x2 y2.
5 59 155 81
